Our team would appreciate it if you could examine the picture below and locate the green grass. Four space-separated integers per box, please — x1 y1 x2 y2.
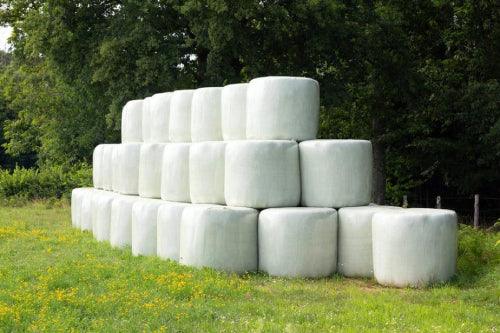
0 202 498 332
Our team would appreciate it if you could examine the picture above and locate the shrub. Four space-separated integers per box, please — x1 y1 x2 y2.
0 164 92 200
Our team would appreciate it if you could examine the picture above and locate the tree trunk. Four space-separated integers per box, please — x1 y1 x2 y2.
372 118 386 205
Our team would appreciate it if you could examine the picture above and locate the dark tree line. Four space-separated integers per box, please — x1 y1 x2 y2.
0 0 499 207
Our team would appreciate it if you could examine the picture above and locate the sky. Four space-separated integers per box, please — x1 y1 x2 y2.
0 26 12 52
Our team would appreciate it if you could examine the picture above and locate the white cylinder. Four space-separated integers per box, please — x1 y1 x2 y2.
112 143 141 195
191 87 223 142
246 76 319 141
221 83 247 140
300 140 373 208
131 198 166 256
179 205 258 273
80 189 104 232
189 141 226 204
110 195 141 248
169 90 194 142
161 143 190 202
142 96 152 142
157 202 190 261
92 145 104 189
121 99 143 143
138 143 167 198
149 92 171 142
372 208 458 287
258 207 338 278
337 206 401 278
225 140 300 208
71 187 93 228
101 144 118 191
93 191 118 242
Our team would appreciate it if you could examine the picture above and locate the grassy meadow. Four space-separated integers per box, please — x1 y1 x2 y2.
0 202 498 332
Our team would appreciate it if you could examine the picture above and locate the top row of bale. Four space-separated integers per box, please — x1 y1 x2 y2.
122 76 320 143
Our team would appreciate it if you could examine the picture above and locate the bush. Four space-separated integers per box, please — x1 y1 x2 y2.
0 164 92 200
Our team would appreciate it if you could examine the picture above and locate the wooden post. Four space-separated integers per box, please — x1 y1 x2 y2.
474 194 479 229
403 195 408 208
436 196 441 209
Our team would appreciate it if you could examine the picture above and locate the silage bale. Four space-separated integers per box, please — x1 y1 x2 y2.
80 189 105 232
131 198 166 256
110 194 141 248
337 205 402 278
299 140 372 208
161 143 190 202
157 202 190 261
225 140 300 208
71 187 93 228
92 145 104 189
121 99 143 143
179 205 258 273
169 90 195 142
372 208 458 287
258 207 338 278
142 96 153 142
246 76 319 141
221 83 248 140
191 87 223 142
150 92 172 143
101 144 118 191
138 143 167 198
189 141 227 205
112 143 141 195
93 191 119 242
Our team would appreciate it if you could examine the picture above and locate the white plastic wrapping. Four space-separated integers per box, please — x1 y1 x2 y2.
179 205 258 273
131 198 166 256
221 83 247 140
110 195 141 248
121 99 143 143
142 97 152 142
169 90 194 142
93 191 118 242
372 208 457 287
161 143 190 202
71 187 93 228
80 189 105 232
258 208 338 278
246 76 319 141
191 87 223 142
101 144 118 191
112 143 141 195
337 206 401 278
189 141 227 204
138 143 167 198
225 140 300 208
157 202 190 261
150 92 171 142
92 145 104 189
300 140 373 208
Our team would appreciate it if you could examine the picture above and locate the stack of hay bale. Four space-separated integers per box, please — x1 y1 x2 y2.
71 76 457 287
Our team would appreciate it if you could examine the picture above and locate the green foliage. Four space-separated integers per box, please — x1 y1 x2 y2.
0 164 92 200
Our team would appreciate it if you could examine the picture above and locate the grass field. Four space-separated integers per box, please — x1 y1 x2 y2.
0 202 498 332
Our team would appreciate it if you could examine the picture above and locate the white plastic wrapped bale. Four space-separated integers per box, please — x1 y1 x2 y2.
142 97 152 142
189 141 226 204
372 208 458 287
179 205 258 273
246 76 319 141
191 87 223 142
112 143 141 195
161 143 190 202
131 198 166 256
150 92 171 142
121 99 143 142
71 187 93 228
93 191 118 242
258 208 338 278
300 140 373 208
80 189 103 232
110 195 141 248
138 143 167 198
157 202 190 261
225 140 300 208
101 144 118 191
169 90 194 142
221 83 247 140
337 206 402 278
92 145 105 189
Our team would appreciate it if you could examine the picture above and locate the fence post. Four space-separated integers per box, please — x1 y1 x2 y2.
403 195 408 208
474 194 479 229
436 196 441 209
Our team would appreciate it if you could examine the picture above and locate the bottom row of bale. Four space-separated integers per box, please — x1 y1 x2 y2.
72 187 458 288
